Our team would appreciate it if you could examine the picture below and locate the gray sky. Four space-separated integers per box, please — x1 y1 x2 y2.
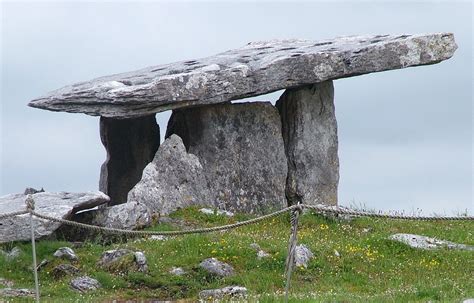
1 1 472 214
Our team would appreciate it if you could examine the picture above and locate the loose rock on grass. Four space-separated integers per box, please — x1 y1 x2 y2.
199 286 247 301
53 247 78 261
70 276 101 293
199 258 234 277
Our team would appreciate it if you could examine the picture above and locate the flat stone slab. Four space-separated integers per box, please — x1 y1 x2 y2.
0 191 109 243
389 233 474 251
29 33 456 118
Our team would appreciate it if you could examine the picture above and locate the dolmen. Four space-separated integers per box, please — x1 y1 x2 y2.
28 33 457 219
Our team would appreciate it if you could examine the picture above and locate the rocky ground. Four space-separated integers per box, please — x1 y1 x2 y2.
0 206 473 302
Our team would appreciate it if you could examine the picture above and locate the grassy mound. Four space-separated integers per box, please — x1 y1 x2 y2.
0 206 473 302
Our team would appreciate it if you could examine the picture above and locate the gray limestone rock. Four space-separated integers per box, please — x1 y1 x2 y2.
51 264 81 279
0 288 35 298
0 278 14 288
133 251 148 273
0 191 109 243
295 244 314 268
127 134 210 216
169 267 186 276
70 276 101 293
99 115 160 205
81 201 152 230
29 34 457 118
276 81 338 206
199 208 234 217
199 286 248 301
167 102 287 214
53 247 78 261
97 249 148 273
199 258 235 277
389 233 474 251
1 247 22 261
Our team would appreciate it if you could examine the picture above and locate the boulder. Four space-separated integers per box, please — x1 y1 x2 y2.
29 34 457 118
99 115 160 205
167 102 287 214
199 258 235 277
128 135 210 215
199 286 247 301
0 191 109 243
389 233 474 251
70 276 101 293
276 81 338 206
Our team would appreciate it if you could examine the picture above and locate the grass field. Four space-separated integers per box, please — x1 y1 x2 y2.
0 206 473 302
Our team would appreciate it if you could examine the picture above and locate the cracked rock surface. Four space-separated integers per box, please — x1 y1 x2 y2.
29 34 457 118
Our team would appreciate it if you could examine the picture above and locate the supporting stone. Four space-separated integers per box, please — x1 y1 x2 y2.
276 81 339 206
99 115 160 205
166 102 287 214
127 134 211 216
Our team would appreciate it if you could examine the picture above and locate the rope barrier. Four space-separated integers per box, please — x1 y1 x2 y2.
0 197 472 302
304 205 474 221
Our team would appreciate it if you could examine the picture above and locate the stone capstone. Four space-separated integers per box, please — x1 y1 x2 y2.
166 102 287 214
70 276 101 293
276 81 339 205
389 233 474 251
0 191 109 243
199 286 248 301
29 34 457 118
127 135 210 215
99 115 160 205
53 247 78 261
199 258 235 277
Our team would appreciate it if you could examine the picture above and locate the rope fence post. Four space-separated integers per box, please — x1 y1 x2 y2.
26 195 40 303
284 203 303 303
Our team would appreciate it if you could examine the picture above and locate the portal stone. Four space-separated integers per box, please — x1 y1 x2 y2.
99 115 160 205
276 81 339 206
166 102 287 214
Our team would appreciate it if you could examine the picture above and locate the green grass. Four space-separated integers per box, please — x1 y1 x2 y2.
1 206 473 302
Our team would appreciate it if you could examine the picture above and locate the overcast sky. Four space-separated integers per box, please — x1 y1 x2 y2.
1 1 472 215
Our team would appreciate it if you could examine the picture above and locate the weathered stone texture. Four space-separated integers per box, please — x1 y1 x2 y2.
0 191 109 243
99 115 160 205
276 81 339 206
127 134 210 215
29 34 457 118
166 102 287 214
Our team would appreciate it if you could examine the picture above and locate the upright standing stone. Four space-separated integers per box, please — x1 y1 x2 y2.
166 102 287 214
276 81 339 206
127 134 211 216
99 115 160 205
